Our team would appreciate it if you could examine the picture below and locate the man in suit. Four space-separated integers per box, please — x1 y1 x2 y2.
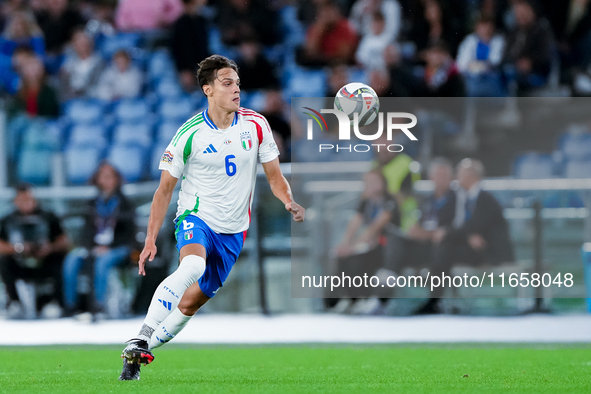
415 158 514 314
393 158 456 271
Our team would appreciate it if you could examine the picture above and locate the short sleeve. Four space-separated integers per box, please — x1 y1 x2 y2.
253 115 280 164
158 124 196 178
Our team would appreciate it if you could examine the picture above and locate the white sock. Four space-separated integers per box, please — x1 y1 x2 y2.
137 255 205 341
149 308 192 349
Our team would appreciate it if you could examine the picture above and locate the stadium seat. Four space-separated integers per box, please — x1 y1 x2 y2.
107 145 146 182
64 146 103 184
279 5 305 48
283 66 327 98
558 130 591 160
21 119 62 152
154 77 184 99
67 124 108 150
17 150 53 185
150 141 169 179
63 99 106 125
157 121 180 143
207 27 239 60
513 153 554 179
146 49 176 82
564 159 591 178
97 32 142 60
348 68 368 84
112 122 152 149
113 98 151 123
158 97 195 123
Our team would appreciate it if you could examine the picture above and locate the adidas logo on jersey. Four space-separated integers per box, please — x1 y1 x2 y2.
203 144 217 154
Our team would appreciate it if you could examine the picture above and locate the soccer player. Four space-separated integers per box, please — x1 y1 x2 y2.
119 55 305 380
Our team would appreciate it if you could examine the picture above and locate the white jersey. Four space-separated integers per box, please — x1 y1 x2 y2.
159 107 279 234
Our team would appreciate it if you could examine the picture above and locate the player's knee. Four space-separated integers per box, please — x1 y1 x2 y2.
178 255 206 283
178 297 205 316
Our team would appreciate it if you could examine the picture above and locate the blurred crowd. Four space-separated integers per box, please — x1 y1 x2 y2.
0 0 590 183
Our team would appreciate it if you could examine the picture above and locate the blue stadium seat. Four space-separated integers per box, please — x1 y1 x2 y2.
558 130 591 160
564 159 591 178
107 145 146 182
65 146 103 184
63 99 106 124
158 97 195 122
113 98 151 123
513 153 554 179
21 119 62 152
147 49 176 82
154 77 184 99
348 68 368 84
150 141 169 179
97 32 142 59
68 124 108 150
283 66 327 97
157 121 181 143
17 150 53 185
279 5 305 48
112 122 152 149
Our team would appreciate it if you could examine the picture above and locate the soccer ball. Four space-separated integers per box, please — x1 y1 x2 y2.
334 82 380 126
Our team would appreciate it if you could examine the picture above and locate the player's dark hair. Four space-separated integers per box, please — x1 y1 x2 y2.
14 182 32 194
89 161 124 192
196 54 239 94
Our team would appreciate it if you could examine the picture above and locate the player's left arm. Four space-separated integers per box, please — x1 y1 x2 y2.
262 158 305 222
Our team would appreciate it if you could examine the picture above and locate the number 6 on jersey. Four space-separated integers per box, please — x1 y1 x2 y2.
225 155 237 176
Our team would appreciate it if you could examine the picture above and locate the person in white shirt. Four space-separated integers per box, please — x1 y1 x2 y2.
350 0 401 44
59 29 104 100
355 10 394 71
94 49 143 101
119 55 305 381
456 16 506 96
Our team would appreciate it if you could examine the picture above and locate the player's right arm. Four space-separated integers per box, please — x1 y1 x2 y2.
138 170 178 276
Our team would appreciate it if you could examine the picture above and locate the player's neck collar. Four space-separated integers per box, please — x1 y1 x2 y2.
203 108 239 130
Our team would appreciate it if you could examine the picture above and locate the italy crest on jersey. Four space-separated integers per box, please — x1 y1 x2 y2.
240 131 253 151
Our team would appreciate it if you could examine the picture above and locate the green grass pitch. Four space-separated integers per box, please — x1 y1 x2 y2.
1 344 590 393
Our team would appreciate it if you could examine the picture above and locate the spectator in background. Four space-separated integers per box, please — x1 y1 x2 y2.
298 1 358 67
419 41 466 97
542 0 591 77
34 0 86 56
0 183 70 318
94 49 143 101
328 170 401 314
503 0 554 92
350 0 401 43
355 10 394 71
407 0 462 58
0 10 45 60
396 158 456 271
0 0 26 33
62 162 136 316
13 50 59 118
325 63 350 96
84 0 117 38
170 0 209 93
260 90 291 161
235 37 279 91
59 29 103 100
415 158 514 314
115 0 183 32
373 133 420 232
456 16 506 96
216 0 279 47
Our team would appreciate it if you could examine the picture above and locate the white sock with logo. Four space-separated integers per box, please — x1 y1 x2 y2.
149 308 193 349
137 255 205 341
